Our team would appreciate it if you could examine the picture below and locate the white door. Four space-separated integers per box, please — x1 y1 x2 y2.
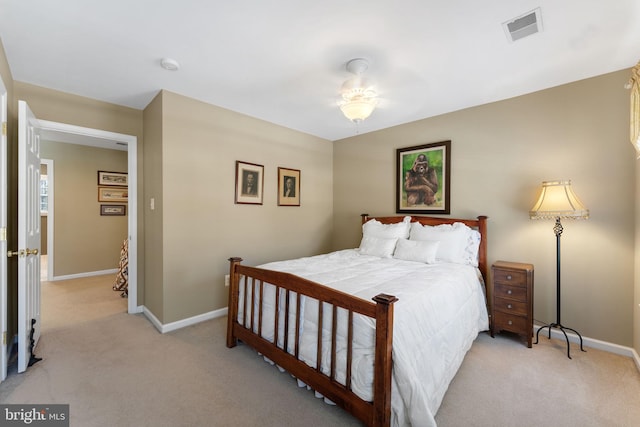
0 76 7 383
17 100 41 373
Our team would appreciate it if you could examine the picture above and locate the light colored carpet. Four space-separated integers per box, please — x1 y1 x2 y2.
436 332 640 427
1 274 639 427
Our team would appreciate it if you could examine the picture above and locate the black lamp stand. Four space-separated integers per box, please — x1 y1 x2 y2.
534 217 586 359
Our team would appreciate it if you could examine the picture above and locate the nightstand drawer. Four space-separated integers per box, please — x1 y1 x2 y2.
494 283 527 301
493 269 527 286
493 312 527 334
494 297 527 316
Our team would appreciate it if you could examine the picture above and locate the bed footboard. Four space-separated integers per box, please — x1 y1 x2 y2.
226 257 397 427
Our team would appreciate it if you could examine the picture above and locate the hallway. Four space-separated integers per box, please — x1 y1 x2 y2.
40 266 127 333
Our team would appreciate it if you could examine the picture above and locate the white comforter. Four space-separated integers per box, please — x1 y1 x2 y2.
239 249 489 427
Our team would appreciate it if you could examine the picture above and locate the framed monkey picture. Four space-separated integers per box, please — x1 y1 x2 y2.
396 141 451 214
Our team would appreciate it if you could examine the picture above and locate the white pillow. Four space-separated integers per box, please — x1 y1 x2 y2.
393 239 439 264
358 236 398 258
362 216 411 240
409 222 480 266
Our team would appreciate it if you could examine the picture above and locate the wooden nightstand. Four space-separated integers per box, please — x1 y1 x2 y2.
490 261 534 347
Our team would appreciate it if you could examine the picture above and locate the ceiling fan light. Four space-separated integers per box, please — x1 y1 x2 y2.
338 57 379 124
340 98 377 123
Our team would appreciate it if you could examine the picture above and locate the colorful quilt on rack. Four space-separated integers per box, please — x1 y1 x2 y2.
113 239 128 297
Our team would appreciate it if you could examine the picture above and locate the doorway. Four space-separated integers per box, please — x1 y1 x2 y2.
37 120 138 313
39 159 52 282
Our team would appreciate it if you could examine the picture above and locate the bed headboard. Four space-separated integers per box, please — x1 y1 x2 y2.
360 214 489 284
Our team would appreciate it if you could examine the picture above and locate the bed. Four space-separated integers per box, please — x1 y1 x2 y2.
226 214 489 427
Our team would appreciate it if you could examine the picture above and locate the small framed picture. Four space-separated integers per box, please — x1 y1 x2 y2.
397 140 451 214
98 170 128 187
235 161 264 205
278 167 300 206
98 187 128 202
100 204 126 216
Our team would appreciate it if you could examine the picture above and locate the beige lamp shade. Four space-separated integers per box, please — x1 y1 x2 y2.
529 180 589 219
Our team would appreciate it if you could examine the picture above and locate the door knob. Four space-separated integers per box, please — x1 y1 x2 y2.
7 248 38 257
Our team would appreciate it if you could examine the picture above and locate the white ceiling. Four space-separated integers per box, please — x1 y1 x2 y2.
1 1 639 141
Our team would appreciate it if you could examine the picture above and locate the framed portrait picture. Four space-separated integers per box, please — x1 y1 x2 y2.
396 140 451 214
277 167 300 206
235 161 264 205
100 204 126 216
98 187 128 203
98 170 128 187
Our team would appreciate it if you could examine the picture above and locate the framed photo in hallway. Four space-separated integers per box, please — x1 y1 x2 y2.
100 204 126 216
98 187 128 202
98 170 128 187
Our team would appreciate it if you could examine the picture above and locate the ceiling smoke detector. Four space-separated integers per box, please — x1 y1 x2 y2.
503 8 543 42
160 58 180 71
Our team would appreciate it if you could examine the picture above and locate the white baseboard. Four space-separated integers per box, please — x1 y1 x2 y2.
633 349 640 373
142 307 163 332
142 306 228 334
50 268 118 281
533 323 640 372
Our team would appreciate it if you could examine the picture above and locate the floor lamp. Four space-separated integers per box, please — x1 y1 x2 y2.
529 180 589 359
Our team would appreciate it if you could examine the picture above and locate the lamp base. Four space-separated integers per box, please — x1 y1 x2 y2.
535 322 586 359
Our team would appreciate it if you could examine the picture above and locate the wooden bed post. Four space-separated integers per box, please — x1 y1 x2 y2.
372 293 398 427
227 257 243 348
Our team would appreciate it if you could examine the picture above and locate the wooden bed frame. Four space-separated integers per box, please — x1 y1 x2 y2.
226 214 488 427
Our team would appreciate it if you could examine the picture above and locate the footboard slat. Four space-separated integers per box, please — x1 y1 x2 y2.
330 305 338 381
284 289 290 352
227 258 396 427
274 285 280 346
250 278 256 332
316 301 323 371
294 293 301 358
258 281 264 337
243 278 249 328
346 310 353 391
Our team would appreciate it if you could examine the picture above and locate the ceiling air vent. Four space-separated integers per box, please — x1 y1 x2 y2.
503 8 543 42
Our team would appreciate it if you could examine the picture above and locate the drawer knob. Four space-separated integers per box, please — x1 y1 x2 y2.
507 304 513 309
508 320 513 325
507 289 512 295
506 274 512 280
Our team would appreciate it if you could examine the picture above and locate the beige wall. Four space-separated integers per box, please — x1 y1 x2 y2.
142 92 163 318
144 90 333 324
334 69 636 347
40 141 128 276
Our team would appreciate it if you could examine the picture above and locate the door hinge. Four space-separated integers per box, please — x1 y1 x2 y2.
1 122 6 136
0 227 5 242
